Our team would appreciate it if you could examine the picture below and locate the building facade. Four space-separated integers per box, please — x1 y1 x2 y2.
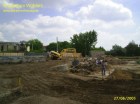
0 42 20 52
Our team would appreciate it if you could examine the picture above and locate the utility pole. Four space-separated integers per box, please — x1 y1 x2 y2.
32 43 33 51
56 37 58 52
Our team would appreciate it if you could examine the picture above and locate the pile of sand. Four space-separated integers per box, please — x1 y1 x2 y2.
11 95 83 104
108 69 133 80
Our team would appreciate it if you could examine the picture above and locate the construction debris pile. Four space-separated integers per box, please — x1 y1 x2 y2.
70 57 111 76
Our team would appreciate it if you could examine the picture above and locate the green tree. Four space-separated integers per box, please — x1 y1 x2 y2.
92 46 105 51
27 39 43 52
59 41 72 52
125 41 139 56
106 41 140 56
110 44 126 56
46 42 57 52
46 41 72 52
138 45 140 56
71 30 97 56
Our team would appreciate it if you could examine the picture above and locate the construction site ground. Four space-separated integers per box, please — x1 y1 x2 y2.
0 58 140 104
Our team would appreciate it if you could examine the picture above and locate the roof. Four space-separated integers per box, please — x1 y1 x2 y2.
0 42 20 44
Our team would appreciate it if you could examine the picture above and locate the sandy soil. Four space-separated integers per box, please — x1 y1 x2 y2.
113 60 140 74
0 59 140 104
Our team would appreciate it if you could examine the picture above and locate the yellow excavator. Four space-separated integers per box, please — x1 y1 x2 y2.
50 48 79 60
50 51 62 60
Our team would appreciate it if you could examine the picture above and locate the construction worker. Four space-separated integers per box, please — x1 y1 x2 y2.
101 60 106 76
95 58 101 65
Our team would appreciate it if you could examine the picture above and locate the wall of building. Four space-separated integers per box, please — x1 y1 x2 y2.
0 42 20 52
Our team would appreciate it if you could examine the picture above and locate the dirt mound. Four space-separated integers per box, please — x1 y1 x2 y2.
12 95 83 104
107 57 126 65
49 64 69 72
108 69 133 80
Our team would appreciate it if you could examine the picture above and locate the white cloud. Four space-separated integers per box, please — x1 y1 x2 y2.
0 0 13 9
65 0 136 50
96 31 130 50
130 27 140 44
0 0 11 5
0 32 5 41
0 0 139 50
0 15 80 45
66 0 134 30
72 0 132 21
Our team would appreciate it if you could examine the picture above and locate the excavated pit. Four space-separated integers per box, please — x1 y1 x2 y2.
0 60 140 104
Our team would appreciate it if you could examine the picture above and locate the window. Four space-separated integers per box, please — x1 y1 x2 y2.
1 45 4 52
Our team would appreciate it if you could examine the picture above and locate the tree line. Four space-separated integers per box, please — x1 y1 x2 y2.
26 31 140 57
25 30 98 56
106 41 140 56
19 39 44 53
46 30 97 56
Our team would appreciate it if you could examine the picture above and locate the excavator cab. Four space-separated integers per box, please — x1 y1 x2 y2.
50 51 61 60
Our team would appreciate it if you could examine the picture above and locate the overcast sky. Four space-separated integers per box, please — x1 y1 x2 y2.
0 0 140 50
